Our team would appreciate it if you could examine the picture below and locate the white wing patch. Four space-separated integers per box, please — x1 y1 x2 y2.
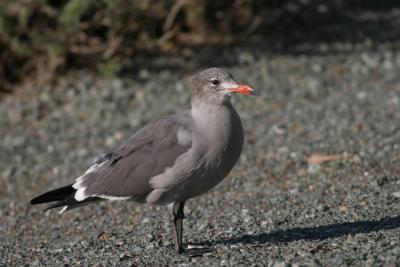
74 187 88 201
98 195 131 201
72 161 132 201
59 205 68 214
72 161 107 201
72 175 85 190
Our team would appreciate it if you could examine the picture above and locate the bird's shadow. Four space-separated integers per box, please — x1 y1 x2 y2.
197 215 400 247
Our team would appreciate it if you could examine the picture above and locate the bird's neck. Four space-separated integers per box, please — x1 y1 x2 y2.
191 101 240 148
191 101 232 129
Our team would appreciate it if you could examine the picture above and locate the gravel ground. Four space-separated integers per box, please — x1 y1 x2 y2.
1 39 400 265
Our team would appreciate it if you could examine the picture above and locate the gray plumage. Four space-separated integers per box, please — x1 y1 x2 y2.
31 67 255 254
80 111 193 203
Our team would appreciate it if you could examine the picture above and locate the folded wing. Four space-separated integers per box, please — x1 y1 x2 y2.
75 111 193 202
31 111 193 212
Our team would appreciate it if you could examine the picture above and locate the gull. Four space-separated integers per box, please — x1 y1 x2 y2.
31 67 255 254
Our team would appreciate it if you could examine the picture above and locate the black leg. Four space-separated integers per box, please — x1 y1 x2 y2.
169 202 213 257
170 201 185 253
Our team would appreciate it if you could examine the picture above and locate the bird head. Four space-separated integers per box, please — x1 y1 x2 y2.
191 68 256 105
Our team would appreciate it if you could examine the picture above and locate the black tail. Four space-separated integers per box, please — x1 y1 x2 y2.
30 184 75 205
31 184 100 212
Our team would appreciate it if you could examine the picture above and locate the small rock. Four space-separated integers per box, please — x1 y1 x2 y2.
390 192 400 198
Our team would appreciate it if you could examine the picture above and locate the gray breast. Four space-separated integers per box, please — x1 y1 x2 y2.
146 103 244 204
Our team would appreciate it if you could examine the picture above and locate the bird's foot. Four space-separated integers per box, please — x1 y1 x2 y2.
175 244 213 257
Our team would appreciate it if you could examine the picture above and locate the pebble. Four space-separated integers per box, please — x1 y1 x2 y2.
1 30 400 266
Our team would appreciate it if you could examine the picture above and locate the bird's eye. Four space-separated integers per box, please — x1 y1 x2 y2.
210 78 219 85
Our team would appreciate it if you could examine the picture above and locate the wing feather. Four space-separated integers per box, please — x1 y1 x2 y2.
73 110 192 202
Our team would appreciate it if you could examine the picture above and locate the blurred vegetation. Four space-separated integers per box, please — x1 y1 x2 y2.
0 0 268 93
0 0 398 93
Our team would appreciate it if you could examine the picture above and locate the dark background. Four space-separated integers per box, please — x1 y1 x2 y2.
1 0 400 93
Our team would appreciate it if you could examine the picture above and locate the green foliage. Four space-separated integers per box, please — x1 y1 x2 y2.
18 5 31 29
98 58 120 78
60 0 95 31
103 0 117 9
0 0 267 93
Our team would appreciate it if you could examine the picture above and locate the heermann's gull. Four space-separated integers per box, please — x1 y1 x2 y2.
30 67 255 254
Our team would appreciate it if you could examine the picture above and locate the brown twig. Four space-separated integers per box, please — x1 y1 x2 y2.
103 37 123 59
307 153 354 164
163 0 185 32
